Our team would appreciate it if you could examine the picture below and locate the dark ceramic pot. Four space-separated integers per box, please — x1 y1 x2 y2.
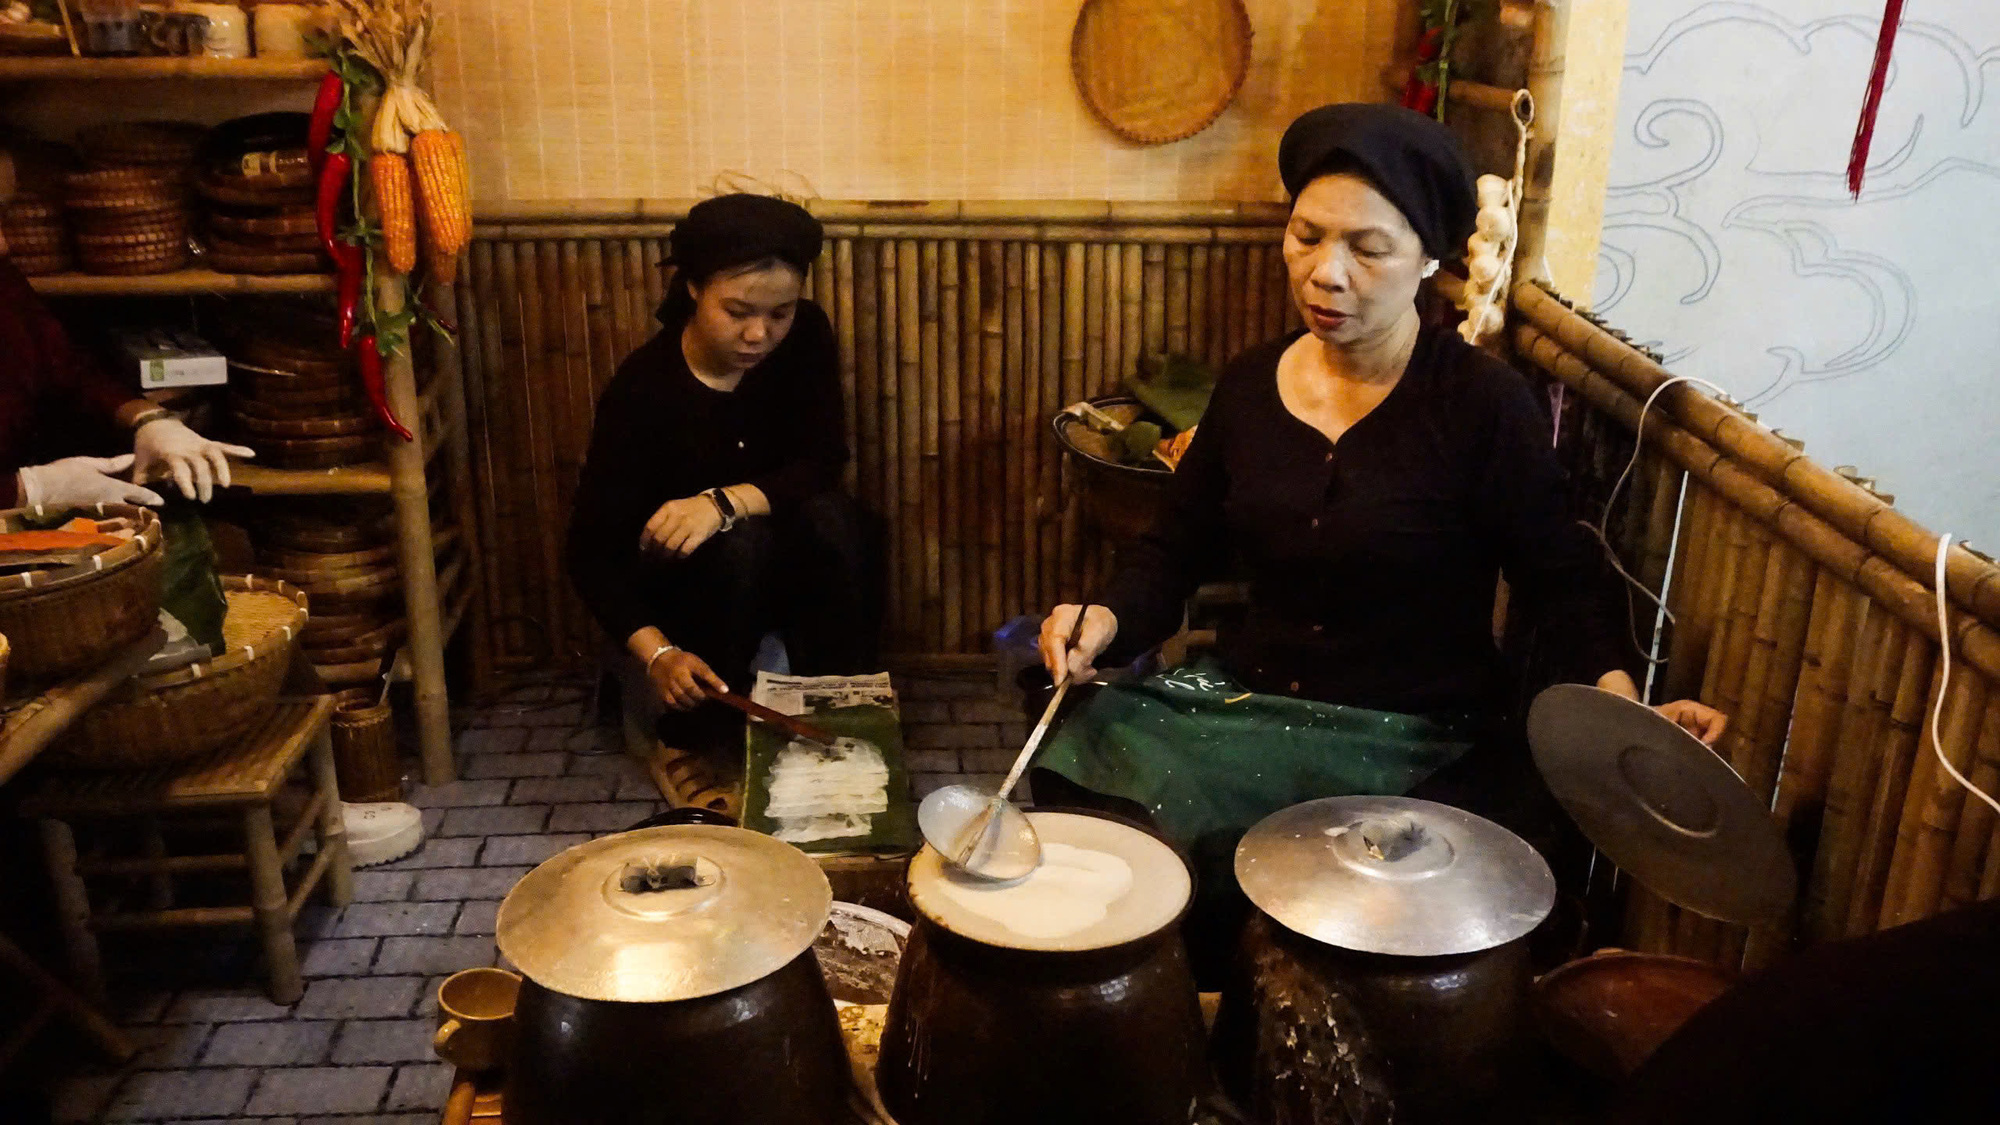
503 949 850 1125
1215 912 1535 1125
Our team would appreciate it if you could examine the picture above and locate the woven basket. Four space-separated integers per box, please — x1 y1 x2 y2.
48 575 308 770
0 506 165 682
329 687 402 802
1071 0 1252 145
8 251 72 276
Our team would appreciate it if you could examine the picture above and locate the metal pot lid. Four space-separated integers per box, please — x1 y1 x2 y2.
1235 796 1556 957
909 810 1191 953
496 825 831 1003
1527 684 1795 925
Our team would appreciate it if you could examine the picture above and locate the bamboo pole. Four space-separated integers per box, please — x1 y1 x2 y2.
1880 670 1988 927
879 241 905 650
1166 244 1191 359
896 239 923 654
981 243 1006 635
1514 281 2000 628
1040 245 1064 614
1695 504 1752 709
1806 608 1900 940
1941 697 2000 908
515 241 567 669
1773 575 1866 826
1142 243 1167 364
1083 244 1106 408
462 240 508 672
1001 243 1027 639
1189 245 1211 370
1021 244 1044 623
919 240 943 651
1101 243 1123 400
1121 243 1145 389
1060 243 1087 605
1205 241 1228 371
1662 482 1720 702
552 240 593 659
1514 325 2000 681
1242 245 1267 360
940 242 964 651
1735 546 1817 801
962 241 985 642
378 273 452 782
834 240 860 496
1224 245 1250 366
1844 638 1938 936
430 272 489 695
488 239 530 665
853 241 881 532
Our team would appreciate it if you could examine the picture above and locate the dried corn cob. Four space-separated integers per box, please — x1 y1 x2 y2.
370 152 418 274
410 129 470 273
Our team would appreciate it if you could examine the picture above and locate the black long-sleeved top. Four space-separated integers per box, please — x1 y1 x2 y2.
1098 325 1627 718
565 300 848 642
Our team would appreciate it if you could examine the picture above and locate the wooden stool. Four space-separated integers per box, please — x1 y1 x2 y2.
18 695 351 1004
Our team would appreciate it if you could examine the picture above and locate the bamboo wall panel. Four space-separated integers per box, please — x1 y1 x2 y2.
1511 281 2000 973
455 203 1294 666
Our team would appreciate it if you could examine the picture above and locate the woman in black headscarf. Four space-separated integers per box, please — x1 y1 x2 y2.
567 194 878 747
1031 105 1723 915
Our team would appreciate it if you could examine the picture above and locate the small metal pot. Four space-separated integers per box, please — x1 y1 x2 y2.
504 950 850 1125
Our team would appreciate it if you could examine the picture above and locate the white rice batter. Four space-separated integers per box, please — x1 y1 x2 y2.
931 842 1134 940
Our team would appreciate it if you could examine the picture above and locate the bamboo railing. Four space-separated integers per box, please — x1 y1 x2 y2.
450 200 1297 667
1507 278 2000 968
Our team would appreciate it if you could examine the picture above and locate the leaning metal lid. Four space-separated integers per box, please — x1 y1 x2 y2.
1235 796 1556 957
1527 684 1796 925
495 825 831 1003
908 811 1192 953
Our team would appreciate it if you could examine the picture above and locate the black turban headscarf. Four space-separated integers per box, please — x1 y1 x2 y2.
658 193 824 324
1277 103 1477 262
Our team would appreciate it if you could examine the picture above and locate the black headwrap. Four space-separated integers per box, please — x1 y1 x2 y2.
1277 103 1477 261
659 193 824 323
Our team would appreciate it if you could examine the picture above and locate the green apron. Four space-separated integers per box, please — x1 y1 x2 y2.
1032 662 1482 885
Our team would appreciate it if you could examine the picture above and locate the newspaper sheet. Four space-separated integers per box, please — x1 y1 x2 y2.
750 672 898 717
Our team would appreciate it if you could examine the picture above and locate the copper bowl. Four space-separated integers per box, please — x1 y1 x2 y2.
1534 949 1734 1079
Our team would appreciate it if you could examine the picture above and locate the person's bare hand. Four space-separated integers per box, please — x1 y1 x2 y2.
1038 604 1119 683
1656 699 1728 747
648 649 727 710
639 495 724 558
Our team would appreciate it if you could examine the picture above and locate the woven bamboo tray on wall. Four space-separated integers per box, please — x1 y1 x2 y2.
451 200 1299 670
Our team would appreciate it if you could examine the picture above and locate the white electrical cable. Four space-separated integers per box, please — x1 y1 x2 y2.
1587 373 1733 662
1931 533 2000 817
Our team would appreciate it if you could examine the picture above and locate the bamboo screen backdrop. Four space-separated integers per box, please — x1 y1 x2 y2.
452 203 1298 668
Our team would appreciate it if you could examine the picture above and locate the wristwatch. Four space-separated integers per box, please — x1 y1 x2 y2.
704 487 739 532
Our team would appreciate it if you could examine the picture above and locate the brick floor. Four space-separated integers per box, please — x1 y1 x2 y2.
44 667 1003 1121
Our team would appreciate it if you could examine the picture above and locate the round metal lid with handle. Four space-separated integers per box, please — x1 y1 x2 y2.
496 825 832 1003
1236 796 1556 957
1527 683 1796 925
909 810 1191 953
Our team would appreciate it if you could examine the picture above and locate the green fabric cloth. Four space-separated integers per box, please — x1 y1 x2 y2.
1033 662 1481 876
741 702 919 856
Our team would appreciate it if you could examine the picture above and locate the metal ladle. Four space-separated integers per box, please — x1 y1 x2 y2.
917 605 1093 880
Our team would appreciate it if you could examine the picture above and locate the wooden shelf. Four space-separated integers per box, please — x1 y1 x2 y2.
232 462 393 496
0 56 328 81
29 271 335 298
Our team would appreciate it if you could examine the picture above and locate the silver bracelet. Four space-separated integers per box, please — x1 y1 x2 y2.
643 641 679 671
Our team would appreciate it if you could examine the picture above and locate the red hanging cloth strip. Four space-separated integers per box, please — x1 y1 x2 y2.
1848 0 1908 197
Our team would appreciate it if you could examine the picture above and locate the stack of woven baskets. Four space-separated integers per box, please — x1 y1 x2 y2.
0 504 309 771
1 195 70 275
196 114 322 276
224 307 379 469
253 499 406 689
60 122 203 277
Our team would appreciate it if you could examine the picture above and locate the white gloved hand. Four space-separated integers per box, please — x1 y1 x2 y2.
17 454 165 510
131 416 255 503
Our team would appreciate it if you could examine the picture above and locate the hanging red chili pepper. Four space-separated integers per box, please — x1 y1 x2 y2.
308 70 343 178
1402 27 1446 113
333 244 363 347
357 337 415 443
1847 0 1907 197
316 150 351 258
